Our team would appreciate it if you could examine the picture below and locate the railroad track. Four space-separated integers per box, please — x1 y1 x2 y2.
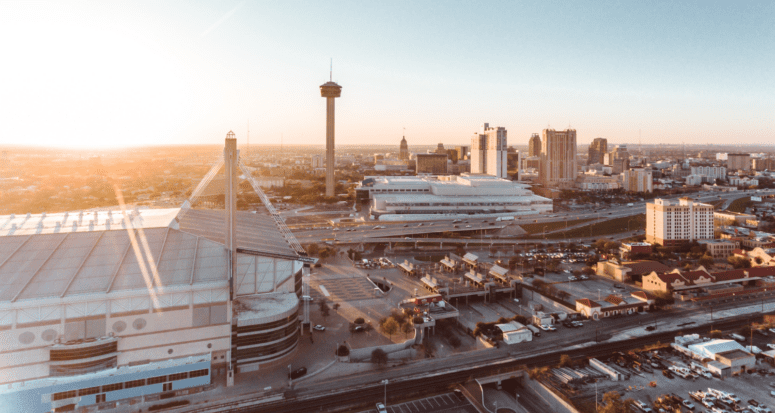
182 315 753 413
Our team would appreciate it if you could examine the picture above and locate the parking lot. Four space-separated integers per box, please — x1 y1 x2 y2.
357 392 477 413
577 346 775 412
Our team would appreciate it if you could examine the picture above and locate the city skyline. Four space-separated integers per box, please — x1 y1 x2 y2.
0 1 773 148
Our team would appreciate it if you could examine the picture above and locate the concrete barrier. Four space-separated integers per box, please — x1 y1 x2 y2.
347 329 418 361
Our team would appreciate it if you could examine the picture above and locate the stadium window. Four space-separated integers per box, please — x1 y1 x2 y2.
52 390 76 401
101 383 123 393
125 379 146 389
147 375 167 385
78 387 100 396
189 369 210 378
169 372 189 381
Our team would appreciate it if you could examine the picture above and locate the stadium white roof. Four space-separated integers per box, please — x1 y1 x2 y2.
0 208 301 303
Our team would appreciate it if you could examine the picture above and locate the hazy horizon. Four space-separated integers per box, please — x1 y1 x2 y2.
1 1 773 149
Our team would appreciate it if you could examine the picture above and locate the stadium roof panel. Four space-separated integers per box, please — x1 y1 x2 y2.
0 207 300 303
176 209 297 259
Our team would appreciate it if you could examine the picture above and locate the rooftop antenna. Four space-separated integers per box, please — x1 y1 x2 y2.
330 58 332 82
247 120 250 156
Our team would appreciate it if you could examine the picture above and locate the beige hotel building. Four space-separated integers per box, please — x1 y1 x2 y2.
646 198 714 247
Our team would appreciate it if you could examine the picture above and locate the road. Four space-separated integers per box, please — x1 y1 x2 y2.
291 190 773 245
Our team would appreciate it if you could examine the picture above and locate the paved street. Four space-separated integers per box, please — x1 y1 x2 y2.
357 392 477 413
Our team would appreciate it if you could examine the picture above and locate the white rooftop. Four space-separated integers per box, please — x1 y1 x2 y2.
688 339 747 360
0 208 179 237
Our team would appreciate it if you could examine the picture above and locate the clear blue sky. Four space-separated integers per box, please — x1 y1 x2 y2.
0 0 772 148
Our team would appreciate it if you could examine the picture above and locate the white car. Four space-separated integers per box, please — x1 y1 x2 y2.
568 276 577 281
770 328 775 335
682 400 694 410
376 403 388 413
313 325 326 331
768 344 775 350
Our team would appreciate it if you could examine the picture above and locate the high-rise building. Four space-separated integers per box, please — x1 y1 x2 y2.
320 79 342 197
416 153 448 175
528 133 541 157
588 137 607 165
622 168 653 193
604 145 630 174
455 146 469 161
399 136 409 160
646 198 714 246
471 123 508 179
540 128 577 187
727 153 751 171
690 166 726 181
506 151 521 181
752 158 774 171
435 143 446 154
311 154 324 168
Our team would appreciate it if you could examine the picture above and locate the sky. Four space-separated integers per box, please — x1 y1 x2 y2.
0 0 773 149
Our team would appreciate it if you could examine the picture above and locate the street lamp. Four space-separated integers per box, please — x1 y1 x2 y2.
381 379 388 406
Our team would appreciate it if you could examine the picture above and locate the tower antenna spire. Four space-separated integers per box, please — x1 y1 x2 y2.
330 58 332 82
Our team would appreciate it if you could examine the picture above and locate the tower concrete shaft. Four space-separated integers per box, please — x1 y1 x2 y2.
224 131 239 297
320 81 342 197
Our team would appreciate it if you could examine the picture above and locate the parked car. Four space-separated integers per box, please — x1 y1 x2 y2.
682 399 695 410
613 284 625 289
313 325 326 331
376 403 388 413
289 367 307 379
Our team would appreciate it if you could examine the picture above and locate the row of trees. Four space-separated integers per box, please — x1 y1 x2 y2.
378 310 416 340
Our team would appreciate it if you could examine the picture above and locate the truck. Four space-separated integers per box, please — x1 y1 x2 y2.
690 362 713 378
525 325 541 337
496 216 514 222
729 333 745 342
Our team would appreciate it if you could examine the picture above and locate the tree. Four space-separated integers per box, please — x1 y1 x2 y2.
401 321 414 337
652 291 674 307
558 354 573 368
698 255 715 268
371 348 388 366
336 345 350 357
381 317 399 339
603 241 621 254
581 266 596 276
599 391 635 413
305 243 320 256
727 256 751 269
710 329 723 338
318 300 330 318
354 317 365 325
332 303 340 312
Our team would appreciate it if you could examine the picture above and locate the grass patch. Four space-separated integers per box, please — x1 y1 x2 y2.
726 196 752 213
535 214 646 239
519 218 594 234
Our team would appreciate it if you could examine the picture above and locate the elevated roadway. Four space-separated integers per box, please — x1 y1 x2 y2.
293 189 773 245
